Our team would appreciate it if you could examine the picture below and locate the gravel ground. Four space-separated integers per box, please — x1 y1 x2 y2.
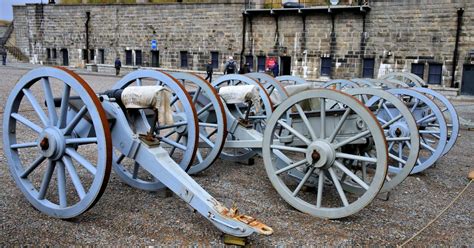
0 65 473 246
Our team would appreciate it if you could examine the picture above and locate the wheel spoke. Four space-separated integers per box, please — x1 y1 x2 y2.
62 156 86 200
334 161 369 190
197 103 213 116
270 145 307 153
38 160 56 200
199 133 215 148
11 113 42 133
20 155 46 178
334 129 370 149
66 148 97 175
199 122 218 128
58 84 71 128
381 114 403 129
272 149 294 165
63 106 88 135
22 88 49 127
382 102 394 119
156 121 187 130
66 137 98 145
386 137 411 142
42 77 58 126
161 136 187 151
196 149 204 163
292 167 316 196
192 87 202 103
420 141 436 153
328 108 351 143
336 152 377 163
136 78 142 86
57 160 67 207
11 141 38 149
275 159 307 175
316 171 324 208
295 104 317 141
389 153 407 165
410 99 420 112
416 112 435 124
328 167 349 207
320 98 326 139
277 120 311 145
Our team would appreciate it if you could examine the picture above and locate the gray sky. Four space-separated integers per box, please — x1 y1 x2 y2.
1 0 44 21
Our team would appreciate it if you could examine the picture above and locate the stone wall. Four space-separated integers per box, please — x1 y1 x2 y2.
13 3 244 70
12 0 474 88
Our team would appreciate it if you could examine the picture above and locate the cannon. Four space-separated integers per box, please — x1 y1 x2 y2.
270 74 458 174
2 67 273 238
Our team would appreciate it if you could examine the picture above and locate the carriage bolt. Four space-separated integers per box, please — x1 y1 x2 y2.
40 138 49 150
311 150 321 162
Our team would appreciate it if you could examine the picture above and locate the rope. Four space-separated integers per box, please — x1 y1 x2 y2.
398 179 472 247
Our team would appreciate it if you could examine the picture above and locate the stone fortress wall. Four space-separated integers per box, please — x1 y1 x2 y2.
11 0 474 89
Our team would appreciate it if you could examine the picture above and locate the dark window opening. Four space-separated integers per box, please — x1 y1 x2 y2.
428 63 442 84
135 50 142 66
257 56 266 72
46 48 51 59
151 50 159 67
245 55 254 71
211 52 219 69
180 51 188 68
98 49 105 64
411 63 425 80
89 49 95 61
52 48 57 59
362 58 375 78
321 57 332 77
82 49 88 60
125 50 133 66
61 49 69 66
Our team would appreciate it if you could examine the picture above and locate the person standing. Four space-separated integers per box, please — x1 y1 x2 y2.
205 60 213 82
1 46 7 66
114 57 121 76
224 56 237 74
272 61 279 77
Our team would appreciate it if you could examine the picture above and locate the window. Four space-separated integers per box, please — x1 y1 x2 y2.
211 52 219 69
411 63 425 79
98 49 105 64
245 55 254 70
180 51 188 68
82 49 88 60
321 57 332 76
135 50 142 66
428 63 442 84
89 49 95 61
125 50 132 65
257 56 266 72
52 48 57 59
46 48 51 59
362 58 375 78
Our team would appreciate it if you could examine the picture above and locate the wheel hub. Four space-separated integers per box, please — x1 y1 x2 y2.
389 122 409 138
306 140 336 169
37 127 66 160
174 113 188 134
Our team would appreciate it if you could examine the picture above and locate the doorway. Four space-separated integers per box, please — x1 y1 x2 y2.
280 56 291 76
151 50 159 67
61 49 69 66
461 64 474 95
